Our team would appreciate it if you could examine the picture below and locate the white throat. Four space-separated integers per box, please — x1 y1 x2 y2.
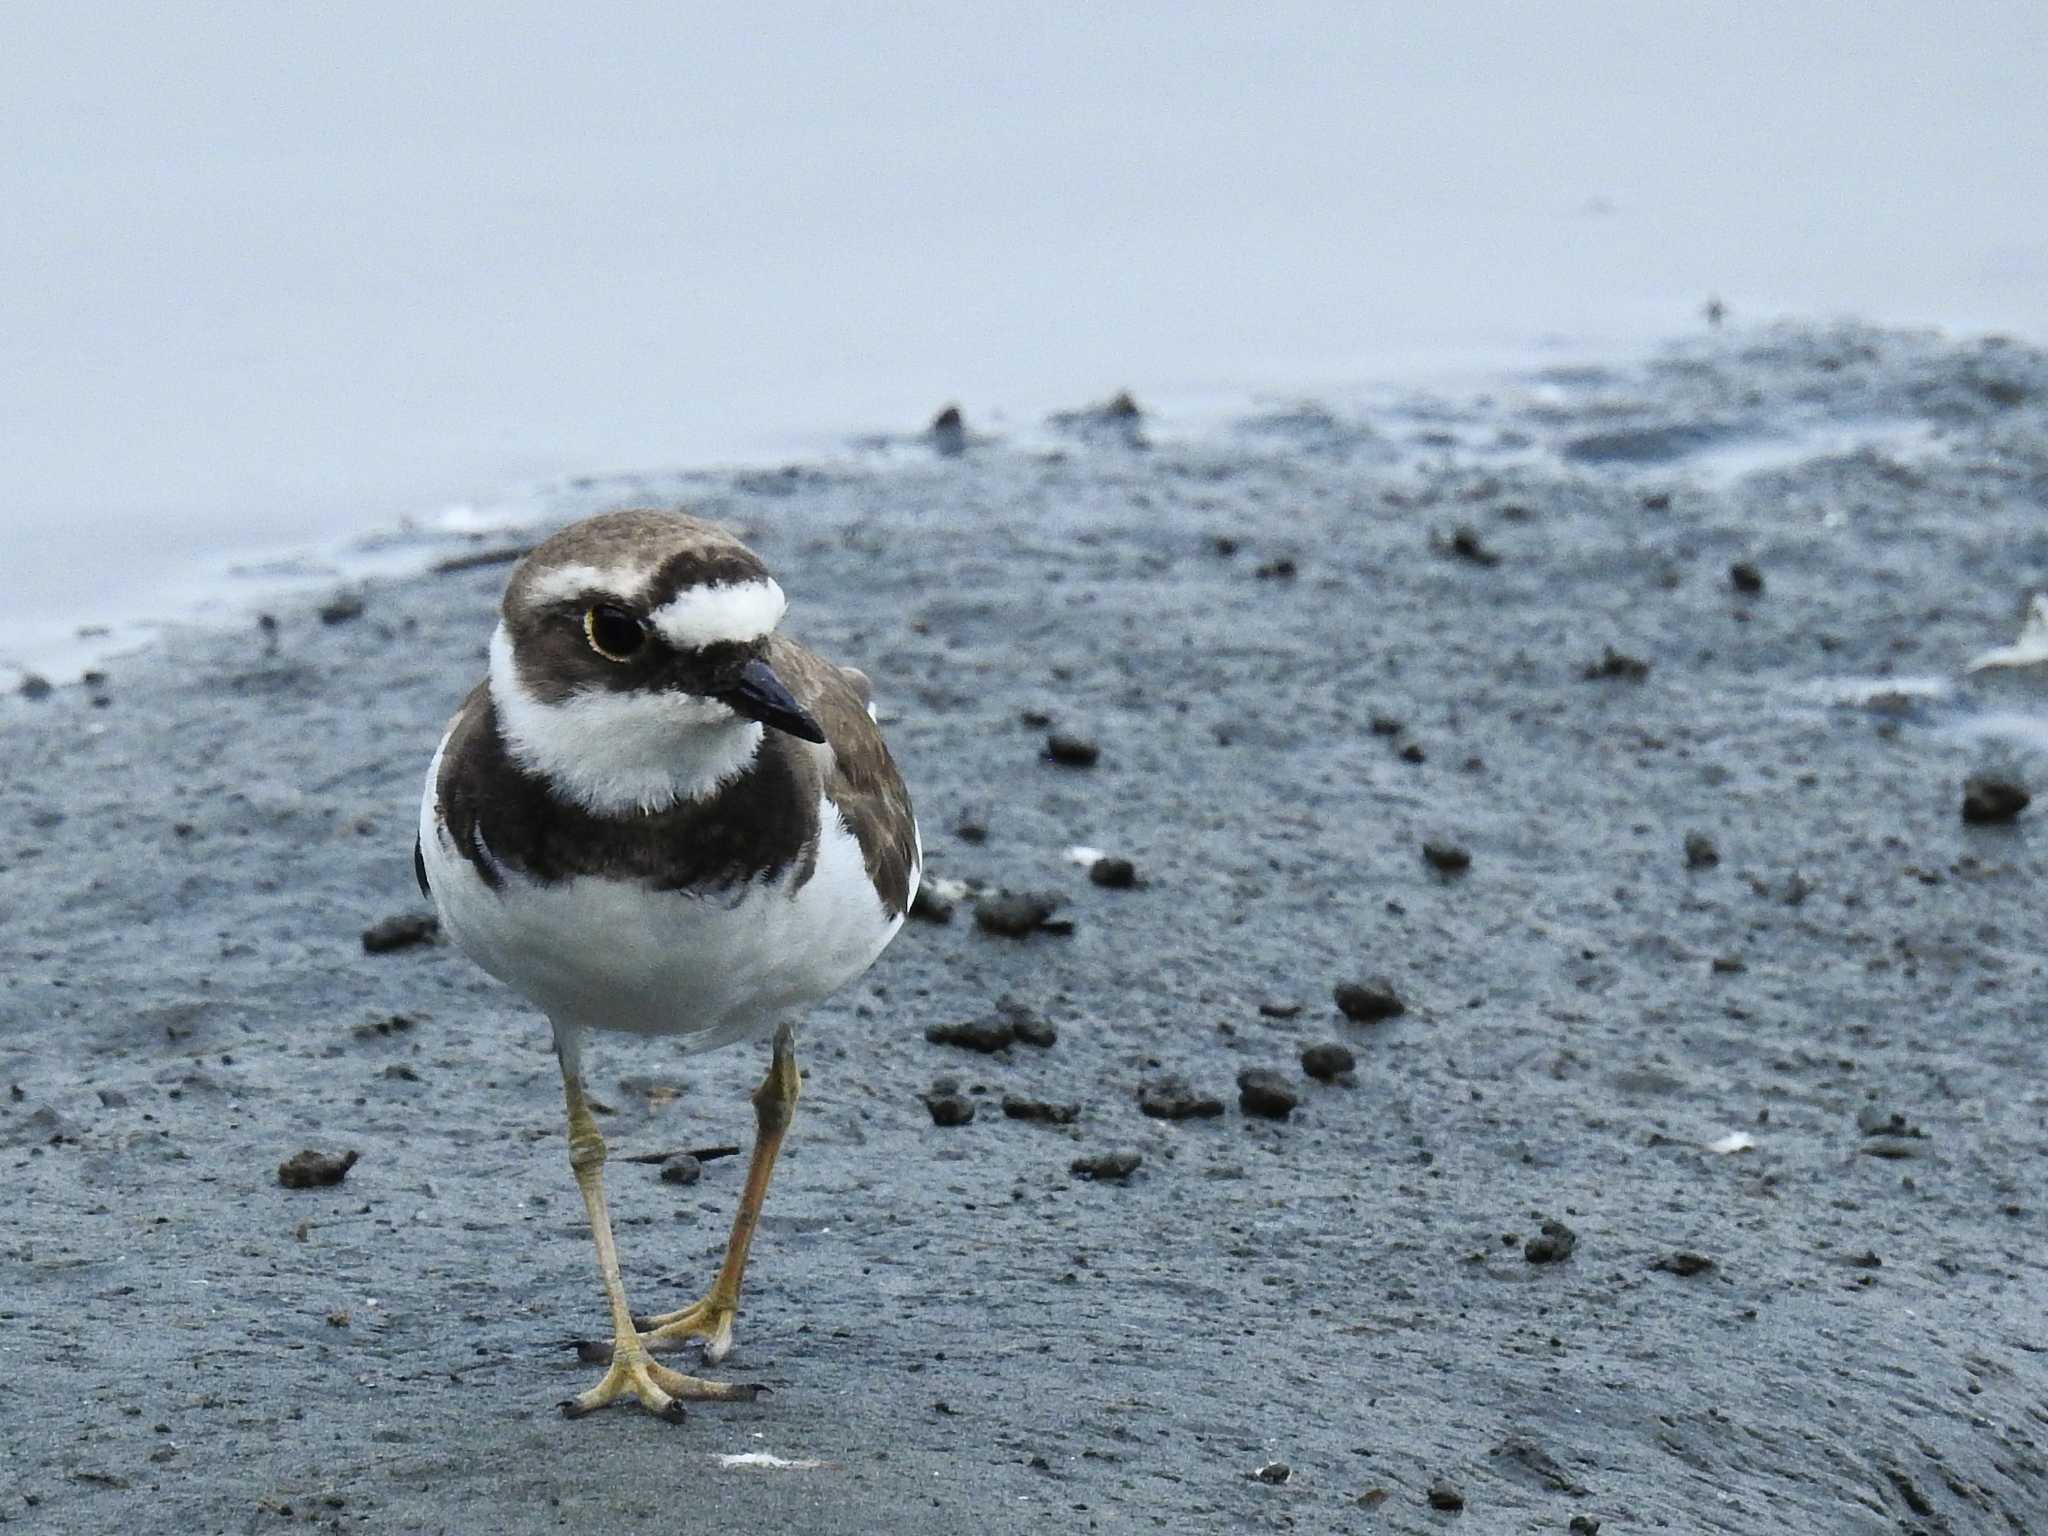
487 624 764 816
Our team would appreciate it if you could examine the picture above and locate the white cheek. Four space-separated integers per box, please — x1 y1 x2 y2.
487 625 762 814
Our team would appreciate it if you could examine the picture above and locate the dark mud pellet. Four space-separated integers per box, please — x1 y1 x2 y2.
1447 525 1500 566
1137 1076 1224 1121
1089 856 1137 888
1301 1042 1356 1081
1071 1148 1141 1181
1212 535 1240 557
929 404 966 454
1582 647 1650 682
278 1148 360 1189
18 674 52 700
1524 1220 1577 1264
1422 840 1471 875
318 592 366 625
1427 1482 1466 1511
1237 1068 1298 1120
1254 557 1297 580
1044 733 1101 767
1729 560 1765 594
909 885 955 924
951 816 989 844
1334 977 1405 1023
1399 742 1427 763
1258 1000 1303 1019
1369 714 1404 736
973 892 1062 937
1651 1251 1715 1277
360 913 439 954
1002 1096 1079 1124
1684 831 1720 869
925 1017 1016 1053
1961 773 2029 824
1018 707 1054 728
1710 953 1746 974
658 1153 703 1185
1006 1007 1058 1048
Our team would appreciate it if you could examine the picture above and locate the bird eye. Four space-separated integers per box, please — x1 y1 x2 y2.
583 604 646 662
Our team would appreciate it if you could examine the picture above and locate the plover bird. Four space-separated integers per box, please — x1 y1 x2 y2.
415 509 919 1422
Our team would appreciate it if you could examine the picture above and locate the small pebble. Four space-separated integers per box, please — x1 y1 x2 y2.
1651 1251 1714 1277
1961 773 2029 824
909 885 955 924
1368 714 1404 736
1398 742 1427 763
1427 1481 1465 1511
1044 733 1101 768
921 1079 975 1126
361 913 439 954
658 1153 703 1185
1569 1518 1602 1535
1582 647 1650 682
1524 1220 1578 1264
1005 1003 1059 1048
1301 1042 1356 1081
1250 1462 1291 1484
1070 1148 1141 1181
925 1017 1016 1053
1422 839 1471 875
1254 556 1297 580
1447 525 1500 566
1236 1068 1298 1120
1137 1076 1224 1120
1089 855 1138 888
1729 560 1765 594
973 892 1063 938
278 1148 360 1189
1001 1096 1079 1124
1710 953 1746 974
18 673 53 701
1684 831 1720 869
1258 1000 1303 1019
1334 977 1405 1023
318 592 366 625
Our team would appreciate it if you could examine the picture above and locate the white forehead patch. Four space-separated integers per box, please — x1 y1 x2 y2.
522 561 658 609
651 579 787 648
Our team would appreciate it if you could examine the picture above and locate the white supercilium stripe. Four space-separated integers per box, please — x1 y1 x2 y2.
521 561 659 608
650 579 787 648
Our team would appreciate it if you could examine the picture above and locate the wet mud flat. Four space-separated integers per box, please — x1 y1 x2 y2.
3 323 2046 1534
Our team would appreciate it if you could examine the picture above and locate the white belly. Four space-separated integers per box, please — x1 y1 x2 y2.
419 758 910 1053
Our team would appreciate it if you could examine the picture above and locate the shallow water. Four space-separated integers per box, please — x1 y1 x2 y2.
5 2 2047 678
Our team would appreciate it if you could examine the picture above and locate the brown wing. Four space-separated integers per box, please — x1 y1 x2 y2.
768 635 919 916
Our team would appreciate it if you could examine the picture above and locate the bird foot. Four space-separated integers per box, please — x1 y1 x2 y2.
559 1349 763 1423
571 1295 738 1366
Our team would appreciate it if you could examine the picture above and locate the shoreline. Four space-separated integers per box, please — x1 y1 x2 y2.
3 319 2046 1533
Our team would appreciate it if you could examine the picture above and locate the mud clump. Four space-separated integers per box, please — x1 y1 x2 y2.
361 913 439 954
1334 977 1405 1023
1236 1068 1299 1120
1524 1220 1578 1264
1301 1042 1356 1081
1138 1076 1224 1121
1961 774 2029 824
278 1148 360 1189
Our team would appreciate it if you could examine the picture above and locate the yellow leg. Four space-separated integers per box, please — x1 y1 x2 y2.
636 1021 801 1363
554 1048 761 1422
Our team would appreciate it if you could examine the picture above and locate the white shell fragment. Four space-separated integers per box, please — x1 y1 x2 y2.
1706 1131 1757 1154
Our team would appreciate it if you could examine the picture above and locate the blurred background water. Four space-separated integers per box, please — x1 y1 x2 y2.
4 1 2045 678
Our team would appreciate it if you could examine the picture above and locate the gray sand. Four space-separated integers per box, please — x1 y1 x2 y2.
4 324 2046 1534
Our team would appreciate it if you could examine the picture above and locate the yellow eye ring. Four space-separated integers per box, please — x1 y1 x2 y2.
584 604 646 662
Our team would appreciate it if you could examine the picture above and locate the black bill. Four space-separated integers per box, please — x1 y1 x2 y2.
717 658 826 744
